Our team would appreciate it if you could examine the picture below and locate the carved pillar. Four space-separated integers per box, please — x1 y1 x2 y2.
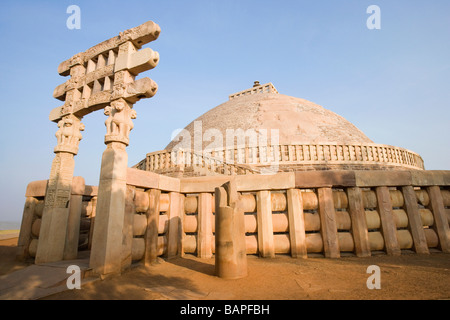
89 41 139 276
215 180 247 279
35 115 84 264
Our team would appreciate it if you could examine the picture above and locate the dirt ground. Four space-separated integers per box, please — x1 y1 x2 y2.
0 238 30 276
1 237 449 300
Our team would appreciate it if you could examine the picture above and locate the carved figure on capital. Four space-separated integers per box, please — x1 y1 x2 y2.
104 100 136 145
54 116 84 154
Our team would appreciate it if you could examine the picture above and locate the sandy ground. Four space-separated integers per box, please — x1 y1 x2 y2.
0 237 30 276
1 237 449 300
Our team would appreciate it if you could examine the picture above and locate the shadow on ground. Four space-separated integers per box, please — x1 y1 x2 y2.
2 236 449 300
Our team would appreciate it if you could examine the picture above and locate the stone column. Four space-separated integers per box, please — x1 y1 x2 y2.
375 186 401 256
89 40 139 276
89 141 129 275
402 186 429 254
256 190 275 258
144 189 161 266
63 176 86 260
347 187 371 257
317 187 340 258
197 193 213 258
17 197 38 261
35 115 84 264
427 186 450 253
287 189 307 258
215 180 247 279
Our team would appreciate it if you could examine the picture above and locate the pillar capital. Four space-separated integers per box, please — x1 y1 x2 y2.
104 99 136 146
54 114 84 155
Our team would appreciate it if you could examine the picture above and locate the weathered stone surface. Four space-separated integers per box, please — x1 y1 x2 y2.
317 188 340 258
63 176 86 260
35 152 76 264
197 193 213 258
89 143 128 275
144 189 161 266
375 187 401 256
131 238 145 261
411 170 450 186
54 115 84 155
166 93 374 151
346 187 371 257
295 171 356 188
401 186 429 254
50 21 160 123
122 186 136 270
25 180 48 198
57 21 161 76
427 186 450 253
215 181 247 279
287 189 307 258
17 197 38 261
134 190 149 213
165 192 183 259
70 176 86 195
355 171 412 187
115 47 159 75
126 167 180 191
180 172 294 193
256 190 275 258
31 218 41 237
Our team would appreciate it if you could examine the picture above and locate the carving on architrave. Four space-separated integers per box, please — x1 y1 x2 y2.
50 21 160 122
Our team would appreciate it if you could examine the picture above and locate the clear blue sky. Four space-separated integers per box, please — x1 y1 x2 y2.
0 0 449 222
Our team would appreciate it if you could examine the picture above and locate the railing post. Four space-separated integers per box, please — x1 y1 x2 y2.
375 186 401 255
317 187 340 258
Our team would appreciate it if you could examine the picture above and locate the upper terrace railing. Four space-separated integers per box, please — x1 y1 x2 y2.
133 143 425 175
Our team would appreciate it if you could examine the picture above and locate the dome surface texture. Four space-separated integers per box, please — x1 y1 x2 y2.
135 83 424 175
166 91 373 150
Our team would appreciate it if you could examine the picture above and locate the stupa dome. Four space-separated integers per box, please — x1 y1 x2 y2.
136 82 424 176
166 83 372 151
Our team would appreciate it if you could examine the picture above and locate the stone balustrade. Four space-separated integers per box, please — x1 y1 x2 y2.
134 143 425 176
19 168 449 269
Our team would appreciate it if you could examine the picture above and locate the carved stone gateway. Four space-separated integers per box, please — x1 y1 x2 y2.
35 21 160 274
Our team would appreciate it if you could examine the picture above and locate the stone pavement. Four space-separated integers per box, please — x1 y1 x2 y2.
0 252 96 300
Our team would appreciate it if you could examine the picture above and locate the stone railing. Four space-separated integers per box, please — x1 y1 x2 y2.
19 168 449 270
123 168 450 263
133 143 425 175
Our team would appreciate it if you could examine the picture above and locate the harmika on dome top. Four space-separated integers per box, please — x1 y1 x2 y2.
135 82 424 176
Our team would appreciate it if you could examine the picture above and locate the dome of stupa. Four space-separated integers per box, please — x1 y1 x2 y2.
166 83 373 151
136 82 424 175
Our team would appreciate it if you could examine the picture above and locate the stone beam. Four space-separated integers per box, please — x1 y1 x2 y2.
114 47 159 75
49 20 160 123
57 21 161 76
